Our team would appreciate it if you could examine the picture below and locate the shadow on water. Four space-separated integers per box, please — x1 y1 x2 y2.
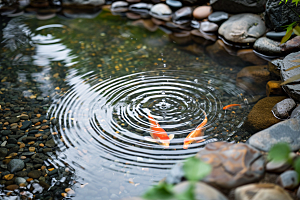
0 10 258 199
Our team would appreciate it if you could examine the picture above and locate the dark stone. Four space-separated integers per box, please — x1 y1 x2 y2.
265 0 300 31
166 0 182 9
39 181 50 190
281 51 300 101
8 117 20 123
6 144 17 148
210 0 266 13
0 148 8 157
172 7 192 25
249 118 300 151
129 3 152 14
272 98 297 119
22 136 37 143
7 159 25 173
268 59 282 79
28 170 42 179
20 120 32 130
1 130 12 136
42 148 53 153
266 31 287 41
253 37 282 56
280 36 300 54
33 158 44 164
208 11 228 24
48 168 58 176
15 171 27 177
7 138 17 144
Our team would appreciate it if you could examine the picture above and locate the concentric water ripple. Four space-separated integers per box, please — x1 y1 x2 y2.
48 70 252 198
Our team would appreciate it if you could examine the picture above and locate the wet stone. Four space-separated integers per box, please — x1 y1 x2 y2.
20 121 32 130
166 0 182 9
15 177 26 185
266 31 286 41
277 170 299 189
280 36 300 54
22 136 37 143
291 105 300 118
111 1 129 12
15 171 27 177
2 130 12 136
8 117 20 123
196 141 265 189
219 14 266 43
0 148 8 157
45 138 55 147
272 98 296 119
211 0 266 14
28 170 42 179
249 118 300 151
7 159 24 173
129 3 152 14
172 7 192 25
200 21 219 33
193 6 212 20
7 138 17 144
208 11 228 24
235 183 293 200
253 37 282 56
149 3 172 21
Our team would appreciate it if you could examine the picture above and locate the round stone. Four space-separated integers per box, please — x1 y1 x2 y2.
193 6 212 20
149 3 172 21
166 0 182 8
266 31 286 41
200 21 219 33
195 141 265 189
277 170 299 189
208 11 229 24
8 159 25 173
15 177 26 185
253 37 282 56
272 98 296 119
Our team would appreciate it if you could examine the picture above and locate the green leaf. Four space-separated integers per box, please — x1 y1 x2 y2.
183 157 211 181
268 143 291 162
293 25 300 35
286 64 300 71
281 29 293 44
175 183 195 200
143 182 175 200
292 0 300 6
293 157 300 180
281 74 300 85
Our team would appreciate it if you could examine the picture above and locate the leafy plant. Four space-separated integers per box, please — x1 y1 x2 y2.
143 157 211 200
268 142 300 179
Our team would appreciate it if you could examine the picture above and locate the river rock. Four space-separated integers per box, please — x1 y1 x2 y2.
208 11 228 24
266 31 286 41
236 49 266 65
149 3 172 21
268 59 282 79
111 1 129 12
291 105 300 118
129 3 152 15
281 51 300 101
166 0 182 9
266 80 285 96
253 37 282 56
277 170 299 189
244 96 287 133
265 0 300 31
28 170 42 179
8 159 25 173
210 0 266 13
0 148 8 157
172 7 192 25
62 0 105 7
15 177 26 185
266 159 291 173
249 117 300 151
281 36 300 54
218 14 266 43
235 183 293 200
195 141 265 189
236 65 271 94
169 31 192 45
173 181 228 200
200 21 218 33
193 6 212 20
272 98 296 119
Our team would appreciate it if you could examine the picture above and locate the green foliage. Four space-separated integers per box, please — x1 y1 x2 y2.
268 143 291 162
293 157 300 179
143 182 175 200
143 157 211 200
183 157 212 182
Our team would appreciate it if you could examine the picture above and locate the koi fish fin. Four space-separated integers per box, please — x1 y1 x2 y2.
168 134 174 140
196 139 205 143
144 136 157 143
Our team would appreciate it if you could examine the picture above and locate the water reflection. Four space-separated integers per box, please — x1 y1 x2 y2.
0 12 254 199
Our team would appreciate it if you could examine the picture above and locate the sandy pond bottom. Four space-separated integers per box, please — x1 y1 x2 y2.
0 11 256 199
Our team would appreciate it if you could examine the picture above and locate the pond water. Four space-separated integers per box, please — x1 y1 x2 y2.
1 11 256 199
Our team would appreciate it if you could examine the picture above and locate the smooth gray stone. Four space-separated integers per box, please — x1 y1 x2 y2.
291 105 300 119
253 37 282 56
218 14 266 43
20 120 32 130
129 3 152 14
266 31 287 41
166 0 182 8
149 3 172 21
277 170 299 189
172 6 192 25
281 51 300 101
15 177 26 185
208 11 228 24
62 0 105 6
8 159 25 173
0 148 8 157
174 181 228 200
200 21 219 32
249 118 300 151
272 98 296 119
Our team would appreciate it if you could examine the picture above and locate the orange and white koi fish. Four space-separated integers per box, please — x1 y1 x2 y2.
144 114 174 148
222 104 242 110
183 109 207 149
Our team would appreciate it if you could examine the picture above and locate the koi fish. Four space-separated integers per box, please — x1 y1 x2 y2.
223 104 242 110
144 113 174 148
183 109 207 149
